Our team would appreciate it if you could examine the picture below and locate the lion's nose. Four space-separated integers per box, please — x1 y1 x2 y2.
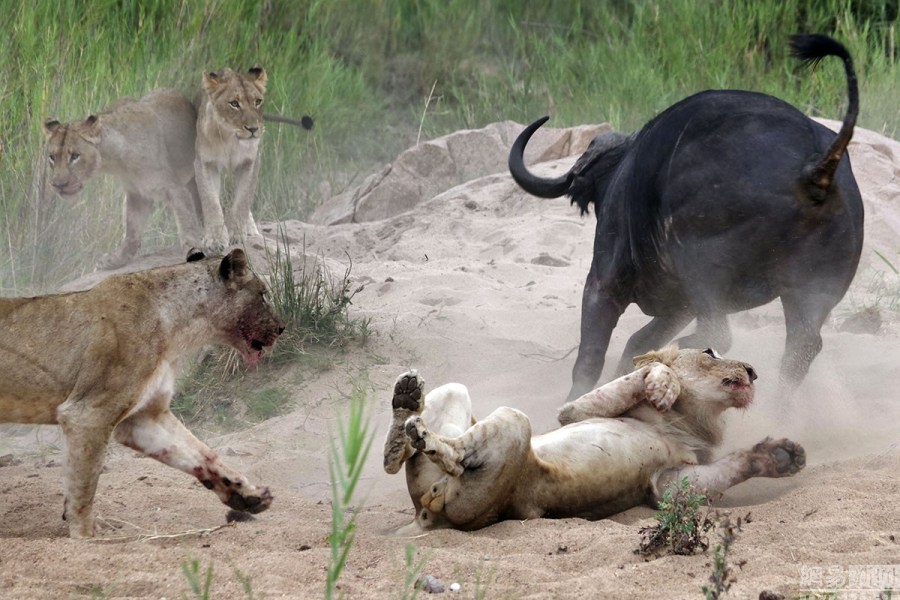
245 125 259 135
745 365 757 382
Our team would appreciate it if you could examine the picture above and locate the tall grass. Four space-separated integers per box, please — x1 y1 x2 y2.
325 381 374 600
2 0 896 292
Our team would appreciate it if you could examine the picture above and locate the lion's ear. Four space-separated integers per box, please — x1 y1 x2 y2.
79 114 102 144
202 70 221 93
248 65 267 92
219 248 249 281
186 248 205 263
43 118 62 137
633 345 679 368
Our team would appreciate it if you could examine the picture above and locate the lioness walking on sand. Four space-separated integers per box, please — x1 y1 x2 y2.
0 249 283 538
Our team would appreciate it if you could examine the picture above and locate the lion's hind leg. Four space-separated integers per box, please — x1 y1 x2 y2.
406 406 532 529
383 371 473 474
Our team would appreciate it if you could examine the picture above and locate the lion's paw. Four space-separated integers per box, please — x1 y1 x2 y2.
405 416 429 452
645 363 680 412
96 249 134 271
393 370 425 413
752 437 806 477
224 485 273 514
201 229 229 254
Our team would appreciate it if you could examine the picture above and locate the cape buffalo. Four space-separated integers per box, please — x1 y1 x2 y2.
508 34 864 401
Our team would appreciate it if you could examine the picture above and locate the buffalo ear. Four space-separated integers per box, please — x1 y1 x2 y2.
219 248 249 281
43 118 62 137
186 248 205 263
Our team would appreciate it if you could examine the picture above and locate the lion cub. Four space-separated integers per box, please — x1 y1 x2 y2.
194 65 269 251
44 88 202 270
384 347 806 531
0 248 283 538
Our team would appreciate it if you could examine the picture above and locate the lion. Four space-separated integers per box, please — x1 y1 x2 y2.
384 347 806 531
44 88 202 270
0 248 283 538
194 65 269 251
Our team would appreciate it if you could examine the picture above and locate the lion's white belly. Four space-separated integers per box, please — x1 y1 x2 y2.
524 418 693 518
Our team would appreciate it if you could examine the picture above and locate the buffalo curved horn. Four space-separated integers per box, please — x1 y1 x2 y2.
508 116 573 198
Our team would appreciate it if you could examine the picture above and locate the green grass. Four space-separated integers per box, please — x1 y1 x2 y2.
638 476 714 556
325 380 374 600
266 227 370 366
170 228 369 431
1 0 896 292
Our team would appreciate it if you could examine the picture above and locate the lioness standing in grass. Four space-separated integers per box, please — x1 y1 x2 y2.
44 88 202 269
0 248 283 538
194 65 269 251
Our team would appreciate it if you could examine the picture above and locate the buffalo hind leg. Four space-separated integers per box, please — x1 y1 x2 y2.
779 291 835 391
614 312 693 376
675 313 733 355
405 407 531 529
653 437 806 501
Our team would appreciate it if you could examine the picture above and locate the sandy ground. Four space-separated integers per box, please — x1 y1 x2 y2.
1 120 898 600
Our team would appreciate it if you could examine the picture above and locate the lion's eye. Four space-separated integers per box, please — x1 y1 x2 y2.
229 100 240 109
254 98 262 107
48 154 56 165
69 152 80 163
702 348 721 359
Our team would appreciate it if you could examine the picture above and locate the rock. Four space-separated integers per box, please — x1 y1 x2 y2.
310 121 611 225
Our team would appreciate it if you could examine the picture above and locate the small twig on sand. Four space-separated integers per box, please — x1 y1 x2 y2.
85 522 234 544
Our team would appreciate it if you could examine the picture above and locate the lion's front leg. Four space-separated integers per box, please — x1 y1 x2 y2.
194 157 229 252
96 193 153 271
557 362 679 425
114 409 272 515
653 437 806 501
228 158 261 243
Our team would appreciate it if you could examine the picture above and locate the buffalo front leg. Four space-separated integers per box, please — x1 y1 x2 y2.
405 406 531 529
568 270 627 401
114 409 272 514
558 361 680 425
653 437 806 501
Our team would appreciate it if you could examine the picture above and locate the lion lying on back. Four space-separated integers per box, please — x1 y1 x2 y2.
384 347 805 531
